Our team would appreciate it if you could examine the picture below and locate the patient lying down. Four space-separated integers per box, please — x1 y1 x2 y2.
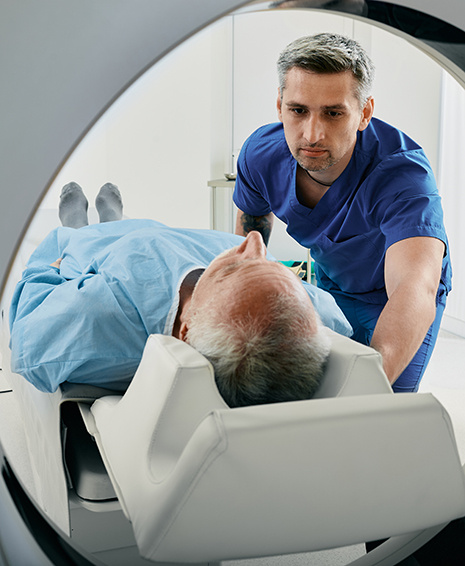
9 183 351 407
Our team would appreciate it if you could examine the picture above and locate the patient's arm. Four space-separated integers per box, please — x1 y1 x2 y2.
235 209 274 246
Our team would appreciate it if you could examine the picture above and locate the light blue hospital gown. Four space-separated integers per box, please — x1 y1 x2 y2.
9 219 351 393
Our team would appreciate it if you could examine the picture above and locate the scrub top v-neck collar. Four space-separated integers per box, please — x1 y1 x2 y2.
289 155 353 228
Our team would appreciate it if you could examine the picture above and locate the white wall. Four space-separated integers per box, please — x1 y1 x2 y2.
40 19 233 232
438 71 465 334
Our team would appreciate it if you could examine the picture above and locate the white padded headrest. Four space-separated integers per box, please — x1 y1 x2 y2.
88 330 390 498
87 330 391 510
314 328 392 398
92 334 226 481
89 335 465 563
91 336 465 562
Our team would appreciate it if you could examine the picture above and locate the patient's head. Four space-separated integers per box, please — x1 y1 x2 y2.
183 232 330 407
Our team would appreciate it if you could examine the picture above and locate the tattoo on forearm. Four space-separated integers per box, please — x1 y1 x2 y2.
240 213 272 246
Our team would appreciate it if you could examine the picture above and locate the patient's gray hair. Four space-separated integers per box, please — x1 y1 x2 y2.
277 32 375 106
186 293 330 408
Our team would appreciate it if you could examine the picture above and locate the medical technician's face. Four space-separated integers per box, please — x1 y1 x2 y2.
277 67 373 177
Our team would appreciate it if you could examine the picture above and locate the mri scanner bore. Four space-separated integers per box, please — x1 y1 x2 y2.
2 3 464 566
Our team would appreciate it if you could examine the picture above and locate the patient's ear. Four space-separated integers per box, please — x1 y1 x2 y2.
179 321 189 342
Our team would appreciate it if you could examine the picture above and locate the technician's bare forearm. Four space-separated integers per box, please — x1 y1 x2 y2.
235 210 274 246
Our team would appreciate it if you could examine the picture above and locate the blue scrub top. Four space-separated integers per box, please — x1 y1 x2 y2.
233 119 452 305
9 219 351 393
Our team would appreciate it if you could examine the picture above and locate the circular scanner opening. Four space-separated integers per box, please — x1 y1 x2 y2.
1 2 465 564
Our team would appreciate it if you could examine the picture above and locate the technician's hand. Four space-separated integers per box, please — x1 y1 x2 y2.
50 258 62 269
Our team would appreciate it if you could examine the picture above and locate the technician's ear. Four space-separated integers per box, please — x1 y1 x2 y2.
277 88 283 122
358 96 374 131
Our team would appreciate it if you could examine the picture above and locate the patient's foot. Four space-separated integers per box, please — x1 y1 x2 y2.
95 182 123 223
59 182 89 228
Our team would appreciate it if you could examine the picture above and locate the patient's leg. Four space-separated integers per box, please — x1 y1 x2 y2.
95 182 123 223
59 182 89 228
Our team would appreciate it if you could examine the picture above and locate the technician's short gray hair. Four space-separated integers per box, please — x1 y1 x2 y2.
186 293 330 408
277 32 375 106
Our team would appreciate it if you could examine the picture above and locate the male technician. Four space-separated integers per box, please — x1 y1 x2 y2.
234 32 451 392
